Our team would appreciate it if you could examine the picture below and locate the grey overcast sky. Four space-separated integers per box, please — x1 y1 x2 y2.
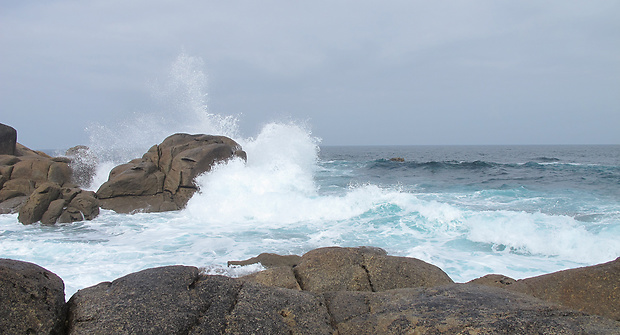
1 1 619 149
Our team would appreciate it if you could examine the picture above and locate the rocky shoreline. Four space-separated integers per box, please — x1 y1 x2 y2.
2 123 619 333
0 123 246 222
1 247 619 334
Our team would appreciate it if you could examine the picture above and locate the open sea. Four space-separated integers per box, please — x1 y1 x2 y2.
1 126 619 297
1 56 619 297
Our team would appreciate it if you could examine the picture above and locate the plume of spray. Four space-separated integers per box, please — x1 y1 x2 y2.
84 53 241 190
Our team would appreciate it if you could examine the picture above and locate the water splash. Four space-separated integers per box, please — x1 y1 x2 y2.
85 53 240 189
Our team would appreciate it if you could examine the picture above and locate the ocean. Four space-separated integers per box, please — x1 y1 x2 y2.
1 123 619 297
1 55 619 297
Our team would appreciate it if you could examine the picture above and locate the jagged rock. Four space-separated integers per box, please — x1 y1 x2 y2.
325 284 620 334
57 190 99 223
97 133 246 213
16 182 99 225
228 252 302 268
507 257 620 321
0 140 76 216
0 123 17 155
18 182 62 224
0 178 35 204
41 198 67 224
66 260 620 334
293 246 453 292
0 258 66 335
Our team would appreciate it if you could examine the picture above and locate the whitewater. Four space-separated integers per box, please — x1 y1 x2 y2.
1 55 619 297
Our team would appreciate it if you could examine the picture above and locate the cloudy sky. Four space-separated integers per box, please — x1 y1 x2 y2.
1 1 619 149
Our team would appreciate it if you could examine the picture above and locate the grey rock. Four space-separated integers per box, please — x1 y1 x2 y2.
67 265 207 335
326 284 620 334
241 266 302 290
225 282 333 335
0 258 66 335
66 265 334 335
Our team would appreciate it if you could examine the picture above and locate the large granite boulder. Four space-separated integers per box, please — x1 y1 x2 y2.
507 257 620 321
0 259 66 335
18 181 62 224
16 182 99 225
325 284 619 334
97 133 246 213
66 265 333 335
3 251 620 334
0 123 17 155
468 258 620 321
237 246 454 293
65 261 620 334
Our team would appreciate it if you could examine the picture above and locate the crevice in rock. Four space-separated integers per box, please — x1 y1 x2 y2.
221 281 244 334
188 272 201 290
292 266 306 291
320 294 340 333
182 274 211 335
227 281 243 315
360 263 375 292
363 295 372 315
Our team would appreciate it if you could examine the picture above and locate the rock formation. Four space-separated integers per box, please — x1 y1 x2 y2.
0 123 17 155
237 246 454 293
0 140 91 223
1 126 246 222
0 124 100 224
96 133 246 213
2 248 619 334
469 257 620 321
0 258 67 335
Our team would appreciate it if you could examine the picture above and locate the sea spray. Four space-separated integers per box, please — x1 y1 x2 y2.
85 53 240 190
